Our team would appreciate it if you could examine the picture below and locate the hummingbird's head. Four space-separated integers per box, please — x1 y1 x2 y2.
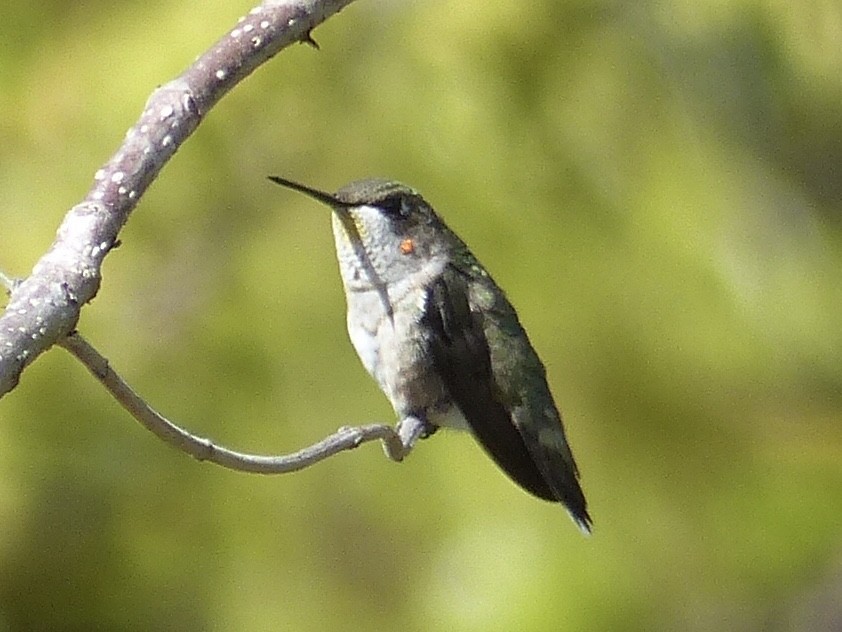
269 176 453 286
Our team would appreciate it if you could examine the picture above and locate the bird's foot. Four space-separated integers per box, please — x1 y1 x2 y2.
396 415 430 451
419 421 439 439
386 415 439 462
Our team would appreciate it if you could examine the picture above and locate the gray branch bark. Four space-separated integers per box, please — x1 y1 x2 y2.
0 0 428 480
0 0 357 397
59 333 425 471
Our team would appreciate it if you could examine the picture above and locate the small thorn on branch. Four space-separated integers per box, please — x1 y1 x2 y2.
0 271 20 294
301 29 320 49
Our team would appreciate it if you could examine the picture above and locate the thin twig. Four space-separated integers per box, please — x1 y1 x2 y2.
0 0 358 398
59 332 424 473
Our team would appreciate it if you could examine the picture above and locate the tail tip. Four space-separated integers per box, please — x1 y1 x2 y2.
570 508 593 536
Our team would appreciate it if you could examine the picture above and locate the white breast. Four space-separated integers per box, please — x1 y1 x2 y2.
344 275 433 406
331 207 457 420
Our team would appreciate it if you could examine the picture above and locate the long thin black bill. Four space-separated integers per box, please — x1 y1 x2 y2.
267 176 350 208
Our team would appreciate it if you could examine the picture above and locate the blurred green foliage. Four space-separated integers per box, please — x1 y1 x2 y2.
1 0 841 630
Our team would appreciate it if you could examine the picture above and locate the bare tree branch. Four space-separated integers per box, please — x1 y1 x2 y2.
60 332 427 472
0 0 428 481
0 0 358 398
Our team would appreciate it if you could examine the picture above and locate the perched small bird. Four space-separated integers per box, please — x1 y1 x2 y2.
270 176 591 533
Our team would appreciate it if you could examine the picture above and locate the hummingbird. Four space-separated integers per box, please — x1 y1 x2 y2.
269 176 592 533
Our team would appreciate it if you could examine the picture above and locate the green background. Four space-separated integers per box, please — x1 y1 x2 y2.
1 1 841 630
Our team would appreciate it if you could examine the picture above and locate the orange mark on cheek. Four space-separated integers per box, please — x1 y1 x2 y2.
399 238 415 255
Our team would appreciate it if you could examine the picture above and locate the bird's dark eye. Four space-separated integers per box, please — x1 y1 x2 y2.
379 195 409 218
